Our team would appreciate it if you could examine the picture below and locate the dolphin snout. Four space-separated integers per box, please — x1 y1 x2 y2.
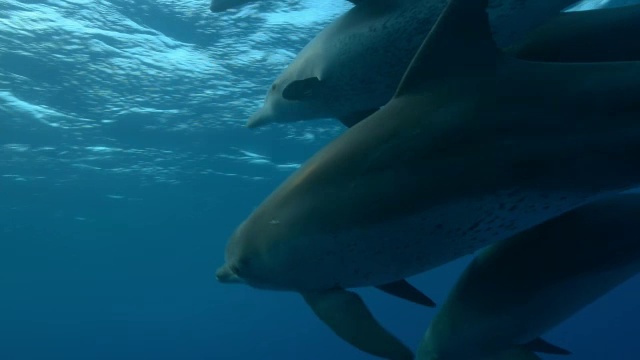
246 109 271 129
215 264 245 284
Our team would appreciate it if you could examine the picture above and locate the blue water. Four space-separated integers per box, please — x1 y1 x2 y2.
2 0 640 359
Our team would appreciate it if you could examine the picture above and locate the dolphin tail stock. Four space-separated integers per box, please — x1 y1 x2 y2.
301 288 414 360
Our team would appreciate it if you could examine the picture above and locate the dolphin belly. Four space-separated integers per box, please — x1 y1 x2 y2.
281 190 600 291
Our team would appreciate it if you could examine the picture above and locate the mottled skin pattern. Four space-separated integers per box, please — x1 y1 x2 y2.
418 194 640 360
248 0 440 127
229 189 592 290
247 0 577 128
218 0 640 295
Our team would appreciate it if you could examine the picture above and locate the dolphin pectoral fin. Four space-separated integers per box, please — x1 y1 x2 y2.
375 279 436 307
490 348 542 360
521 337 571 355
301 288 414 360
338 108 379 128
282 77 322 101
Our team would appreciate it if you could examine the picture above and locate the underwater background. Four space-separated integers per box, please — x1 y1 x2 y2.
2 0 640 359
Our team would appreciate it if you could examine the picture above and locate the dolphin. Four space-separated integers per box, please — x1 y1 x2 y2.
247 0 637 129
218 0 640 358
210 0 255 12
417 193 640 360
511 3 640 62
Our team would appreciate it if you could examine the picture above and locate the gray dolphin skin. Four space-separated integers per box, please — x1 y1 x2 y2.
246 0 580 129
217 0 640 358
511 4 640 62
417 193 640 360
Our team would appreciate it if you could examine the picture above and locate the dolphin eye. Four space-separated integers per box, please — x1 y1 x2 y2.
271 83 277 91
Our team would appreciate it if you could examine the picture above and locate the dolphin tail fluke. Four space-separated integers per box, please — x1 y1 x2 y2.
301 288 414 360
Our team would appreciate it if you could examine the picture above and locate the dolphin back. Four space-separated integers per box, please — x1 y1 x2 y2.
512 4 640 62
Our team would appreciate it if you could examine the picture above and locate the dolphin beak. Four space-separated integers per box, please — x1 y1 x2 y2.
215 264 245 284
246 109 271 129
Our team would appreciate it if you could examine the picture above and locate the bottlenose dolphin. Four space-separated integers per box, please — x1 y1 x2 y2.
218 0 640 358
247 0 640 129
417 193 640 360
511 3 640 62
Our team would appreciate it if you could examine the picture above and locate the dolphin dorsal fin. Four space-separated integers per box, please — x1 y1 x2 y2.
521 337 571 355
394 0 500 98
